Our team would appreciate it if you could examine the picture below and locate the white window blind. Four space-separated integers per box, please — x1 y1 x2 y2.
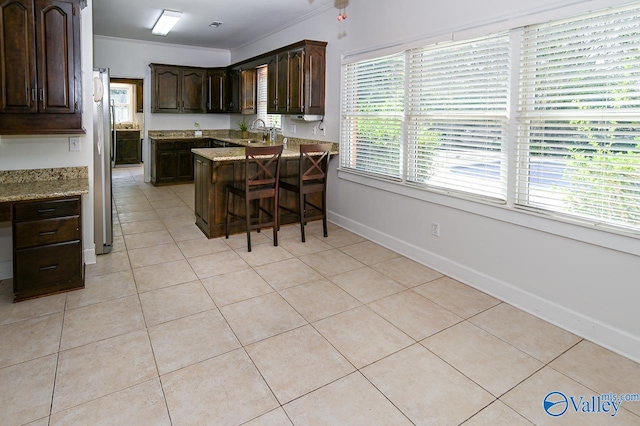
517 5 640 231
408 34 510 201
257 66 281 129
340 52 405 180
110 83 133 123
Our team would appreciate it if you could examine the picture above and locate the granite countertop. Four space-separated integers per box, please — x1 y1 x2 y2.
192 146 306 162
0 167 89 203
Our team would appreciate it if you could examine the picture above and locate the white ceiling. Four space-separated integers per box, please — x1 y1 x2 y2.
93 0 337 50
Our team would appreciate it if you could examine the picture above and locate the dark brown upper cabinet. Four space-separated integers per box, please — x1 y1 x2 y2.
148 40 326 116
0 0 83 134
206 68 226 113
267 40 326 116
240 69 256 115
150 64 206 113
206 69 241 114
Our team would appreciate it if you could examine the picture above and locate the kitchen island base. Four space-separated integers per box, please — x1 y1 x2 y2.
194 152 323 239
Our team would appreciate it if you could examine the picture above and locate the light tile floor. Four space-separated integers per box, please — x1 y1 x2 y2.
1 165 639 425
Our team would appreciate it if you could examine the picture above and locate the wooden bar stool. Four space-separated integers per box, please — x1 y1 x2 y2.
279 143 332 242
226 145 283 252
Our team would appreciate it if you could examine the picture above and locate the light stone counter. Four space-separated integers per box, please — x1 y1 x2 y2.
0 167 89 203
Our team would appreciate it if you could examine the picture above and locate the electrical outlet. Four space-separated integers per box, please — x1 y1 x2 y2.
69 137 80 152
431 222 440 237
291 124 297 133
194 130 202 137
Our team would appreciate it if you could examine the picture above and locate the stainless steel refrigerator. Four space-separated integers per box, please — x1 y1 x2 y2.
93 68 114 254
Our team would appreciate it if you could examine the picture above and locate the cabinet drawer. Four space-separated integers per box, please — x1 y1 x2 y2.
157 141 175 151
193 140 211 148
14 216 80 249
176 140 194 150
14 241 83 299
14 198 80 221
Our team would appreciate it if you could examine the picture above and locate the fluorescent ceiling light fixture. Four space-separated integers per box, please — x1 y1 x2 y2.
152 10 181 36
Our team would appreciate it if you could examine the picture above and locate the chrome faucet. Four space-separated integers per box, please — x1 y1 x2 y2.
250 118 267 141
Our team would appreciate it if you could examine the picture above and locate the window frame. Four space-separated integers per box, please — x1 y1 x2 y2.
110 83 134 123
338 2 640 245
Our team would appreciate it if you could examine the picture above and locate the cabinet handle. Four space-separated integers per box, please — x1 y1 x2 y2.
37 208 56 214
31 89 37 102
39 89 44 102
219 80 224 110
39 230 58 236
39 264 58 271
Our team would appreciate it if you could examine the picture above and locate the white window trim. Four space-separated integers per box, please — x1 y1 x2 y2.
337 1 640 254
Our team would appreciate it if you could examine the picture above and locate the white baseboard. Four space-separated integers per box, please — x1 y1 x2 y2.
0 260 11 280
84 248 96 265
327 210 640 364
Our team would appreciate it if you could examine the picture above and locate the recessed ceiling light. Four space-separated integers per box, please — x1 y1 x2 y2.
209 21 223 28
152 10 181 36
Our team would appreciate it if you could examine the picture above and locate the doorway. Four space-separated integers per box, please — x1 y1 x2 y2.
110 78 144 166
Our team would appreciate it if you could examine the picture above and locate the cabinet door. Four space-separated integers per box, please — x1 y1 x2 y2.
276 53 289 113
156 150 176 183
227 69 240 113
287 49 304 114
306 44 326 116
182 68 206 113
0 0 36 113
35 0 77 114
266 56 277 114
207 69 226 113
240 69 256 115
176 150 194 181
135 80 143 112
115 132 140 165
152 66 181 112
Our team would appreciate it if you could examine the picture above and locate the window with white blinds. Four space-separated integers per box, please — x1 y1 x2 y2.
339 2 640 234
340 52 405 180
257 66 281 129
407 34 510 201
517 5 640 231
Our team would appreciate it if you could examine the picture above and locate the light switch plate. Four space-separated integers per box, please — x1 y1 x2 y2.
69 137 80 152
195 130 203 137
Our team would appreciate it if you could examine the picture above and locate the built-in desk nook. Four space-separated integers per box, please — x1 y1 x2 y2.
0 167 88 301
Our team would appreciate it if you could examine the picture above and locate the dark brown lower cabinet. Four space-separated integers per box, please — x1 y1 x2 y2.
150 138 213 185
115 130 141 165
11 196 84 301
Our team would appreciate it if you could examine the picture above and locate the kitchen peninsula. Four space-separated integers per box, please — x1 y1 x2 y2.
190 136 337 239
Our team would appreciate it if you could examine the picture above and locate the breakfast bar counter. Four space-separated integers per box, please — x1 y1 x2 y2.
192 142 336 239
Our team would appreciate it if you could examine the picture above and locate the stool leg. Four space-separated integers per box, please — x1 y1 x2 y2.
322 189 328 238
245 197 252 252
256 199 262 233
225 188 231 239
273 191 279 247
299 191 306 243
